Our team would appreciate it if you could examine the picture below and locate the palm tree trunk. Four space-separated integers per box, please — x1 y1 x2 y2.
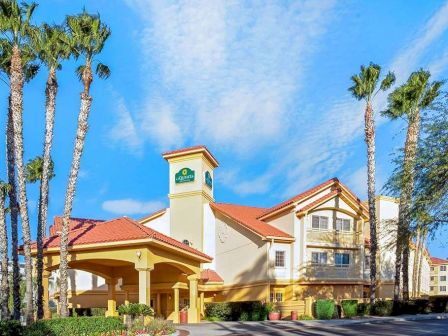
10 44 33 324
59 62 93 317
6 97 21 320
393 229 403 302
365 102 378 304
36 68 58 320
399 111 421 302
0 190 9 319
412 228 421 298
416 230 426 297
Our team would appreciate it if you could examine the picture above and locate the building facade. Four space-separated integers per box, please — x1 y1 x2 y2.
37 146 438 321
430 257 448 296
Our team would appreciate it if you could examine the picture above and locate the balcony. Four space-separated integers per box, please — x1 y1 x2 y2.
304 263 361 280
306 229 362 247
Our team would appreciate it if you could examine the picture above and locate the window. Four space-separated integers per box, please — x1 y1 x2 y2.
270 292 274 302
440 286 447 292
335 253 350 267
275 292 283 302
431 267 435 271
364 255 371 269
430 286 435 291
275 251 285 268
431 276 435 281
440 276 446 282
311 252 328 265
336 218 351 232
312 216 329 230
441 266 447 271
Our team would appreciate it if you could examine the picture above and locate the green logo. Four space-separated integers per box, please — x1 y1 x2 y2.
205 171 213 188
175 167 195 184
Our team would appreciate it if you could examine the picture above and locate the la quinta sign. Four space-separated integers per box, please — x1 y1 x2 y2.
175 167 195 183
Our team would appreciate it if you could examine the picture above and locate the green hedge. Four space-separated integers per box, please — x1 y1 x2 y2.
315 299 335 320
341 300 358 318
371 300 393 316
24 317 125 336
357 302 370 316
0 320 23 336
205 301 267 321
430 297 448 313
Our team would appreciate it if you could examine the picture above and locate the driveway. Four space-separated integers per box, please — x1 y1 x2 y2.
179 319 448 336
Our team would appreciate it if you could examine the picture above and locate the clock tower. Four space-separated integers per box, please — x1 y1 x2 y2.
162 146 218 252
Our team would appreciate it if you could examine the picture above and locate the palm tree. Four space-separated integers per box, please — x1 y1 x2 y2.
0 180 11 319
349 63 395 303
58 11 110 317
382 69 442 302
0 1 38 321
30 24 70 319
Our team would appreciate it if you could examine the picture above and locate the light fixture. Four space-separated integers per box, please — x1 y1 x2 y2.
136 251 142 260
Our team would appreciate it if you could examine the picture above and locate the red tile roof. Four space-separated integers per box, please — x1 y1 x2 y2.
38 217 212 261
210 203 293 240
138 208 167 223
258 178 339 219
431 257 448 265
49 217 105 236
201 269 224 283
162 145 219 167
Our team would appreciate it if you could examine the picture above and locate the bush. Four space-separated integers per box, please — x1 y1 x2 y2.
0 320 23 336
371 300 393 316
299 314 313 320
430 297 448 313
91 308 107 316
341 300 358 318
399 299 431 315
117 303 154 318
315 299 335 320
25 317 125 336
139 318 176 336
357 302 370 316
205 301 266 321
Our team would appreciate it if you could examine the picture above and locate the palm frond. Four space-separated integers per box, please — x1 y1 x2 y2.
380 71 396 91
95 62 110 79
75 64 85 81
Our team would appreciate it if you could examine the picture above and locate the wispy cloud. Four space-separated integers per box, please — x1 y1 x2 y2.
102 198 165 215
124 0 337 152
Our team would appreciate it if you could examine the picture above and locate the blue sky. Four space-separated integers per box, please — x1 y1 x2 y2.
0 1 447 258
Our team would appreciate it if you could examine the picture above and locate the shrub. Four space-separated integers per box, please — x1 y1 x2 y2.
430 297 448 313
0 320 23 336
341 300 358 318
25 317 125 336
357 302 370 316
371 300 393 316
298 314 313 320
399 299 431 315
91 308 107 316
315 299 335 320
118 303 154 318
205 301 266 321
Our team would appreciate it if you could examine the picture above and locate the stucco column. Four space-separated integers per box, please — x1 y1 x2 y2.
187 275 199 323
173 287 180 323
137 268 152 306
200 291 205 316
106 279 118 317
43 270 51 319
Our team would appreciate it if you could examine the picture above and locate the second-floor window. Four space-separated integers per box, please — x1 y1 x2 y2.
431 267 435 271
335 253 350 267
441 276 446 282
440 286 447 292
311 252 328 265
430 286 435 291
275 251 285 268
312 216 329 230
441 266 447 271
431 276 435 281
336 218 351 232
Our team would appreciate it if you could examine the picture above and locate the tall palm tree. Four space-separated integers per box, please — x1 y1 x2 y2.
0 0 38 323
382 69 442 302
0 180 11 319
31 24 70 320
58 11 110 317
349 63 395 303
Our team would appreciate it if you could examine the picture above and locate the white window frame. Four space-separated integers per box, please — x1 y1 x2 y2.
440 286 447 292
275 292 283 302
311 252 328 265
335 218 351 232
275 250 286 268
311 215 329 230
335 252 350 267
441 266 447 272
440 276 446 282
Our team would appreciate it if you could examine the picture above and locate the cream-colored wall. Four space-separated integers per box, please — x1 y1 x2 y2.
269 242 291 280
143 210 170 236
203 203 216 268
268 211 295 235
50 270 107 294
214 213 268 285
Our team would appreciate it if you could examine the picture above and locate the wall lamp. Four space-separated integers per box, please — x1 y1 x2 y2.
136 251 142 260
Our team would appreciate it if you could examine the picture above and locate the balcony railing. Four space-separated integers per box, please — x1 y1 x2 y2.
306 229 362 246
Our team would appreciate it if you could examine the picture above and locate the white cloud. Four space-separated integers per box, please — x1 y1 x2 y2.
108 98 143 155
102 199 165 215
125 0 337 152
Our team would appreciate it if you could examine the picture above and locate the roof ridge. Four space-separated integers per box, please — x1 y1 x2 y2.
213 202 267 210
54 215 105 222
121 216 155 238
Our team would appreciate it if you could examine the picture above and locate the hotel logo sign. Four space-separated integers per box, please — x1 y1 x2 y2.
175 167 195 184
205 171 213 188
